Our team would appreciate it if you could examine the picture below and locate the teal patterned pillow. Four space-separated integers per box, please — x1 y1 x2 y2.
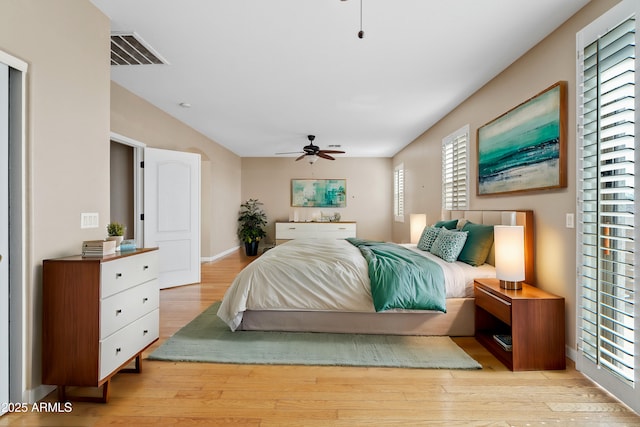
417 226 441 251
429 228 468 262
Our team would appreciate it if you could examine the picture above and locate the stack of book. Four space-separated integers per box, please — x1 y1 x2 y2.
82 240 116 257
493 334 513 352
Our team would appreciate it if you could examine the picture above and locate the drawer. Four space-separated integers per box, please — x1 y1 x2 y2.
99 309 159 380
100 279 159 339
276 223 316 239
101 251 158 298
475 285 511 325
318 223 356 233
321 224 356 239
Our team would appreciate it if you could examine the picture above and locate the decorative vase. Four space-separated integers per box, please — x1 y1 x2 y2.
244 241 259 256
107 235 124 249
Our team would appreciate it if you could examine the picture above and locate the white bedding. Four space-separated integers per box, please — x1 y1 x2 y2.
217 238 495 331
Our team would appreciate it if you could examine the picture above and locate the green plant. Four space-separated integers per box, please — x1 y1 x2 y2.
238 199 267 243
106 222 125 237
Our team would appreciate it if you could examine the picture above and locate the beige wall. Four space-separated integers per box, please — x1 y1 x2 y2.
241 157 393 243
110 82 242 259
0 1 111 398
392 0 621 353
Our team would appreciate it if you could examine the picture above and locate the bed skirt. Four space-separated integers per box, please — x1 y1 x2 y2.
238 297 475 336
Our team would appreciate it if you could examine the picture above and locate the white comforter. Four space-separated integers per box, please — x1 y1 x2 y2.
217 239 495 331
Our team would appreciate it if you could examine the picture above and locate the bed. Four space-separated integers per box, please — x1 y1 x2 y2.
218 210 534 336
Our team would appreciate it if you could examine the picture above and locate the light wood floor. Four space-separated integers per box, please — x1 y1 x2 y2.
3 249 640 426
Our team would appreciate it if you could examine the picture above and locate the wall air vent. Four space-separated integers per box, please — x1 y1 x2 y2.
110 32 169 66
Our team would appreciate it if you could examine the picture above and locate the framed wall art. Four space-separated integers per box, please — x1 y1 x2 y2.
477 81 567 196
291 179 346 208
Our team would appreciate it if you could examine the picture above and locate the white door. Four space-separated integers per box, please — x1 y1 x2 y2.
0 63 9 415
144 147 200 288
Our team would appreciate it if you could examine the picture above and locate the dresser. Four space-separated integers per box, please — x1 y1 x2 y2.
275 221 356 244
42 248 159 402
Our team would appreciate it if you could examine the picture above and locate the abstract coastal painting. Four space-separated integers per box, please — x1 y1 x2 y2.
477 81 567 195
291 179 347 207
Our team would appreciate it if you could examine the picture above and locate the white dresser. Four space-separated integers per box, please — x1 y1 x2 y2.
42 248 159 402
275 222 356 244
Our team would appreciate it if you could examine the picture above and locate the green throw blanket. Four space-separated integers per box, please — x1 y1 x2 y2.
347 238 446 313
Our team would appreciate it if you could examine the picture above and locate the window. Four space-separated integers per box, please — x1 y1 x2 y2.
393 163 404 222
442 125 469 210
576 0 639 413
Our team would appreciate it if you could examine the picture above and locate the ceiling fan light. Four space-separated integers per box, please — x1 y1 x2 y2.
308 155 318 164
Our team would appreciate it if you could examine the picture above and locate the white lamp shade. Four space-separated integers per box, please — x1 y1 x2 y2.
494 225 525 282
409 214 427 244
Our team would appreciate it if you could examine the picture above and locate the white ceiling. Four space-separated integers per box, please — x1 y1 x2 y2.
91 0 589 158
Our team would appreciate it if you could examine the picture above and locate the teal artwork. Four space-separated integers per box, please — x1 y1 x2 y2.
291 179 346 207
478 81 567 195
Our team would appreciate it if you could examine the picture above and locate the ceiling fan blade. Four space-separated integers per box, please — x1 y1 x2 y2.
275 151 304 155
317 152 335 160
318 150 345 154
295 154 307 161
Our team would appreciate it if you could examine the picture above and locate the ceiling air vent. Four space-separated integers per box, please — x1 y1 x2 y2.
110 32 169 66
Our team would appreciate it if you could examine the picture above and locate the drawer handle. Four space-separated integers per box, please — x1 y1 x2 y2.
143 329 149 335
477 287 511 306
115 273 123 279
339 227 346 230
115 309 123 316
142 297 149 303
115 347 122 354
143 265 149 270
288 227 296 230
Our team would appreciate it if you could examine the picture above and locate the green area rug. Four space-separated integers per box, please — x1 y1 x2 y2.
148 302 481 369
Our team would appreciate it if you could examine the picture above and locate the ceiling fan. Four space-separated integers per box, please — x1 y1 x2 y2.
276 135 345 164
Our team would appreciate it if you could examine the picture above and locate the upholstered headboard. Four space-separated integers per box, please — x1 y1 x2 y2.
442 210 535 284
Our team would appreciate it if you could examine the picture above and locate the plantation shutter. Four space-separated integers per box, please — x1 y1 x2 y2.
442 126 468 210
577 1 639 413
394 164 404 222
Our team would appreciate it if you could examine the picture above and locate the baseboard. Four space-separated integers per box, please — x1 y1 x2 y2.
566 344 576 362
25 384 56 403
201 246 240 263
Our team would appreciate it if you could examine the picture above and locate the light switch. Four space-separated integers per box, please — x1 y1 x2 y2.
566 213 575 229
81 212 99 229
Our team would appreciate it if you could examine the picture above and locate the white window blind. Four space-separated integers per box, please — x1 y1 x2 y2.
577 1 639 412
442 125 469 210
394 164 404 222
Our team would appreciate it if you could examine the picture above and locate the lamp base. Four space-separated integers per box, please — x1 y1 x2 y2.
500 280 522 290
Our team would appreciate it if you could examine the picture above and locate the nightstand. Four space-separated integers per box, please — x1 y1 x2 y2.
474 278 566 371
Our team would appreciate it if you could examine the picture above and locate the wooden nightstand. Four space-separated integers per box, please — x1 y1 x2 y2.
474 278 566 371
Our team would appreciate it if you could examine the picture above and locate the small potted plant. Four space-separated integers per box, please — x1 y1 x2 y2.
238 199 267 256
106 221 125 248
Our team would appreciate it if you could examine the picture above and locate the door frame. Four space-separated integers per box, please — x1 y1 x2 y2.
110 132 145 246
0 49 27 404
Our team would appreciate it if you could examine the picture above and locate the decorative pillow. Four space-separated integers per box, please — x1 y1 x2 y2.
430 228 468 262
457 222 495 266
433 219 458 230
416 226 441 251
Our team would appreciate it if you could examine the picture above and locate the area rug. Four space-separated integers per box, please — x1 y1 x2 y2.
148 302 481 369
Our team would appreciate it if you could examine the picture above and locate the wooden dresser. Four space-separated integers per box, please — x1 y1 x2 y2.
275 221 356 244
42 248 159 402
